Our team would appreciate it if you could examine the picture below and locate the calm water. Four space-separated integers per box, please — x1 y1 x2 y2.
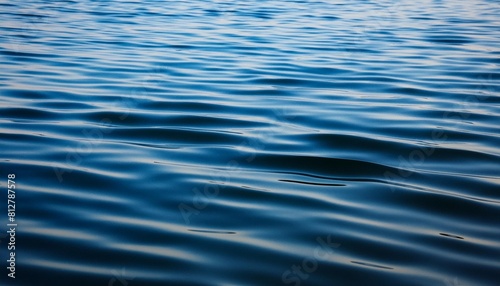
1 0 500 285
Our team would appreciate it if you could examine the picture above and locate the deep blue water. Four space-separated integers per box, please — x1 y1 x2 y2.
1 0 500 285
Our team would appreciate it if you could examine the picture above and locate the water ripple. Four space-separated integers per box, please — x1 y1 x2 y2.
1 0 500 285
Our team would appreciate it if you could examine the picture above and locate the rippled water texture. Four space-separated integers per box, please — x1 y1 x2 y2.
1 0 500 285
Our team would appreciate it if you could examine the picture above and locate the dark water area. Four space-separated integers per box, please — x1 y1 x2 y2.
1 0 500 285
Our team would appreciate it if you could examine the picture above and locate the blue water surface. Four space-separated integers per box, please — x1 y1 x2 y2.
1 0 499 285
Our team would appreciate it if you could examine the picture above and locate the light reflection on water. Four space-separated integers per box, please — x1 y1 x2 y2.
1 0 499 285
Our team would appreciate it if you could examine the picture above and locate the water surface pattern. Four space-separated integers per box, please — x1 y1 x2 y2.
1 0 500 285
